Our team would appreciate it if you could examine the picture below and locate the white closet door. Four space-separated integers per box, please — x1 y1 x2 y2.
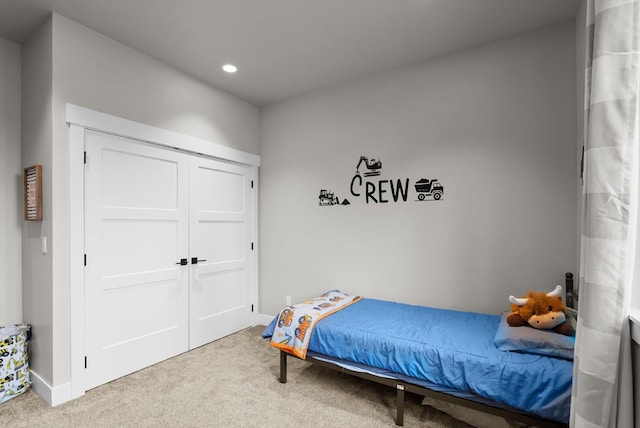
189 156 254 349
84 131 189 390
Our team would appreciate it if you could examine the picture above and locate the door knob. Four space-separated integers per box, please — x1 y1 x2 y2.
175 258 188 266
191 257 207 265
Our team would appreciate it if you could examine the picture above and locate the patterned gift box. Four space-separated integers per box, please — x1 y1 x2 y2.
0 324 31 404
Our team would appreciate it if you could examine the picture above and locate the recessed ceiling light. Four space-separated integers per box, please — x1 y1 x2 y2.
222 64 237 73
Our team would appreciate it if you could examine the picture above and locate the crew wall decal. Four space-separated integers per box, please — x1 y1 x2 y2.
318 155 445 206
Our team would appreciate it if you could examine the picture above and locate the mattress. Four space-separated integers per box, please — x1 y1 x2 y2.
264 298 572 423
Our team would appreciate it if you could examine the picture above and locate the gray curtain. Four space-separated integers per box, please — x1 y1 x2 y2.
571 1 640 427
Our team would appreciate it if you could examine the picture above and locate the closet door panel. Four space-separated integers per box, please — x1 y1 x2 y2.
189 157 253 349
84 131 189 390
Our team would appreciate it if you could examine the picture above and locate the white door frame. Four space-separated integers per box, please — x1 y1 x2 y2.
67 104 260 399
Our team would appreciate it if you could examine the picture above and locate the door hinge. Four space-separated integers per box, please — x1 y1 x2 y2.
84 356 87 369
251 304 254 312
251 180 254 189
251 242 254 250
84 254 87 266
84 151 87 164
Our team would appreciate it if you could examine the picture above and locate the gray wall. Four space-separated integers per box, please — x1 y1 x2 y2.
0 37 22 326
259 21 578 317
22 17 54 383
51 14 259 155
20 13 260 390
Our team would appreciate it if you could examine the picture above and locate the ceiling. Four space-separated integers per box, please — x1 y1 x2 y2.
0 0 580 106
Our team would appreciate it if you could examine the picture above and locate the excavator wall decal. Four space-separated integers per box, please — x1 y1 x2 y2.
318 155 444 206
355 156 382 177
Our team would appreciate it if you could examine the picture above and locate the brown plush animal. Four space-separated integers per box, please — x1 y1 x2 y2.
507 285 575 336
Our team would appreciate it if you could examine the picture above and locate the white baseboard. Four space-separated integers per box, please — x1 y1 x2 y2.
30 370 73 406
257 313 274 326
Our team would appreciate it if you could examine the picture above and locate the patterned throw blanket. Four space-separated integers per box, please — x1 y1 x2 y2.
270 290 361 359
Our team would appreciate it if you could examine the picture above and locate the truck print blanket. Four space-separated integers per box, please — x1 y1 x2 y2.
270 290 361 359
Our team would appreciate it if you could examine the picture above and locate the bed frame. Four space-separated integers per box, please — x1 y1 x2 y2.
278 273 577 427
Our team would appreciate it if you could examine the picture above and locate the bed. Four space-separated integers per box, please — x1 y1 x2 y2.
262 273 577 427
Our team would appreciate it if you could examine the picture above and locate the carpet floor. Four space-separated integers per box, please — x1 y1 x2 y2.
0 325 473 427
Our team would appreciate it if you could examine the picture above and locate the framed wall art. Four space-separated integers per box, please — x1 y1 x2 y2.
24 165 42 221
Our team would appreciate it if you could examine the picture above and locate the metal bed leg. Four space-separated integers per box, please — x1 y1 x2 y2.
396 384 405 426
280 350 287 383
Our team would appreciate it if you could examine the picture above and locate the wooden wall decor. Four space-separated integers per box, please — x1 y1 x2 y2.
24 165 42 221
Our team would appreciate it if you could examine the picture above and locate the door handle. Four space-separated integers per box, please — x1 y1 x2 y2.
175 258 188 266
191 257 207 265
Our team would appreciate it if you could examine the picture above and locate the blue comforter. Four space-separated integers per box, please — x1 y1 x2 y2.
264 298 572 423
